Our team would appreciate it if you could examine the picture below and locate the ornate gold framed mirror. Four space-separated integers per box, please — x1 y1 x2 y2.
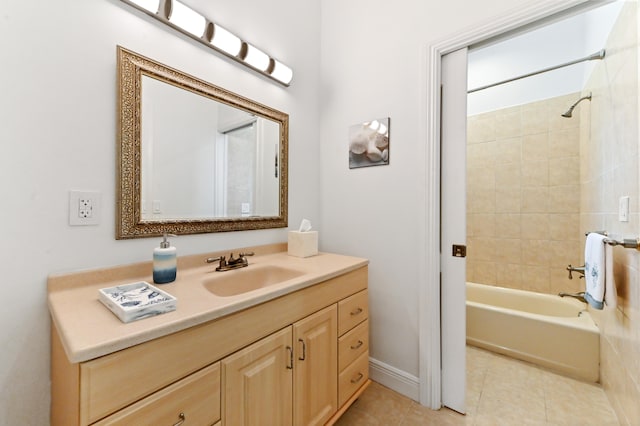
116 46 288 239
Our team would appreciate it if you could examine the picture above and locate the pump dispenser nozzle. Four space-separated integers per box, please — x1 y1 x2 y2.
160 233 177 249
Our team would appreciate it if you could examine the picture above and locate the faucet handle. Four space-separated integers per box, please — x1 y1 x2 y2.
206 255 225 264
239 251 255 258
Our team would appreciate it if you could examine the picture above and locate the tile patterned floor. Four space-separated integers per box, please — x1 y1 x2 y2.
336 346 619 425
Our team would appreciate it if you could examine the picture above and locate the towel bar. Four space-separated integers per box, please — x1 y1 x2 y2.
585 231 640 250
585 231 608 236
603 237 640 250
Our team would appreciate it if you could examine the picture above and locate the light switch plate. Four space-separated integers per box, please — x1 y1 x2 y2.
619 196 630 222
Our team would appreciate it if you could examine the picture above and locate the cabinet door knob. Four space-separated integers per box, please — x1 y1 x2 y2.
172 412 185 426
350 307 363 316
350 340 364 350
298 338 306 361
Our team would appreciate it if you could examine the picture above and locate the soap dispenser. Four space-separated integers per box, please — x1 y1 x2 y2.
153 233 177 284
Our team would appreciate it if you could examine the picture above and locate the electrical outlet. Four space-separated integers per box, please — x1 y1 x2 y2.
78 197 93 218
69 190 101 226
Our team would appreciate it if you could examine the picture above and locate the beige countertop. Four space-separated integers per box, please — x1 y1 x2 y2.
48 245 368 364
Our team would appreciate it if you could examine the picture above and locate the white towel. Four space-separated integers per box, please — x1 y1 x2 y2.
605 242 617 309
584 233 616 309
584 233 605 309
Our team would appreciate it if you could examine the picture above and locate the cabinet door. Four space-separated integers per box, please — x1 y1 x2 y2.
222 327 293 426
293 305 338 426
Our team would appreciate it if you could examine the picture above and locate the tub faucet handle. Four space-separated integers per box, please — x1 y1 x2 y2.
566 264 585 280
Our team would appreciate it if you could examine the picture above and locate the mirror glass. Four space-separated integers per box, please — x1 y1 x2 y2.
117 46 288 239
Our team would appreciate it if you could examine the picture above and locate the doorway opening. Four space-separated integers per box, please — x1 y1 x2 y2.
421 3 637 416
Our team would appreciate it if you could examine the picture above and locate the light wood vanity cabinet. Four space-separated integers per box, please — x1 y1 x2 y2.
223 305 338 426
337 290 369 408
223 327 294 425
93 362 221 426
51 265 369 426
293 305 338 425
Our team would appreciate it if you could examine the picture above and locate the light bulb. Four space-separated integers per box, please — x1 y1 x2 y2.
169 0 206 37
128 0 159 13
211 24 242 56
270 60 293 85
244 43 270 71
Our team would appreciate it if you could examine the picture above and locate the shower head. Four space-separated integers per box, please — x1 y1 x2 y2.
561 92 592 118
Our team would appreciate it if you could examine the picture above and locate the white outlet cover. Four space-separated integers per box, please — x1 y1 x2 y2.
69 190 101 226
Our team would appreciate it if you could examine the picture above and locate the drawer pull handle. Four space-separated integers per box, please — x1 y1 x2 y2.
173 412 185 426
298 338 306 361
350 340 364 350
351 372 364 384
350 307 363 316
286 346 293 369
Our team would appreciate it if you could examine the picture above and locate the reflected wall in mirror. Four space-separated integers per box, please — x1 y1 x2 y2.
117 46 288 239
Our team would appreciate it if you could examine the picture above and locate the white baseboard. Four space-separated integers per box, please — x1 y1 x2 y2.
369 357 420 402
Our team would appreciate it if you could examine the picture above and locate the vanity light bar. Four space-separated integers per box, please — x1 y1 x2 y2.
168 0 206 37
210 24 242 56
243 43 271 71
120 0 293 86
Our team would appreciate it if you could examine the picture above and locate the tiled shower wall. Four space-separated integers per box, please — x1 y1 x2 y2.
467 3 640 423
466 93 583 295
581 2 640 424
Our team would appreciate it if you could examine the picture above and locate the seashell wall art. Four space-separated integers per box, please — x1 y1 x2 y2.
349 117 390 168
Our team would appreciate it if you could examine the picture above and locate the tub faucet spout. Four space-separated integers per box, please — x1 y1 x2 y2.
558 291 586 303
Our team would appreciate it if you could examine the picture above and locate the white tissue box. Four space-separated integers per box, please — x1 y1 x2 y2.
288 231 318 258
98 281 177 323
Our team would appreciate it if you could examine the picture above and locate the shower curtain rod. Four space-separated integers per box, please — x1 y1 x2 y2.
467 49 605 94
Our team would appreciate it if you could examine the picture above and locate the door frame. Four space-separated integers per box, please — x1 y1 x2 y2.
419 0 589 409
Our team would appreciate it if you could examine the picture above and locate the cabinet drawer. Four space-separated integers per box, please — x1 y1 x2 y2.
338 320 368 373
338 351 369 408
338 290 368 336
93 362 220 426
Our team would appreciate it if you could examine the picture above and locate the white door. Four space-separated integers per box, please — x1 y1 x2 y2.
440 47 468 414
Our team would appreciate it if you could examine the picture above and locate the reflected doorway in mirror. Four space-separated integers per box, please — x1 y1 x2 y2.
348 117 390 168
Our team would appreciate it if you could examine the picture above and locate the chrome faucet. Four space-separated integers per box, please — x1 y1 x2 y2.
206 252 255 272
566 264 585 280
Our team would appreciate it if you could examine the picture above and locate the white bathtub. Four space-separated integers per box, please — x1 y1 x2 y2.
466 282 600 382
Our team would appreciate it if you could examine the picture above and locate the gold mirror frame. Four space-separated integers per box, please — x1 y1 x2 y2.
116 46 288 239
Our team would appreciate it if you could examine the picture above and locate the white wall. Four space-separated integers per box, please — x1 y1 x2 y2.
318 0 545 392
0 0 319 423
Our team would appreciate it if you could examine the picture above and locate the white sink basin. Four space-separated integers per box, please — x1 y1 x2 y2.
203 265 305 297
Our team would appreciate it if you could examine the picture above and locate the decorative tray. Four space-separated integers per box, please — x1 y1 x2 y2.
98 281 177 323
